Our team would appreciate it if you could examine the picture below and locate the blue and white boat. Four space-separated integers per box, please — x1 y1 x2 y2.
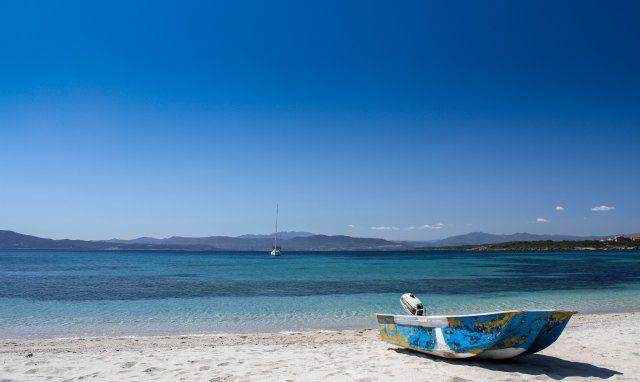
377 294 574 359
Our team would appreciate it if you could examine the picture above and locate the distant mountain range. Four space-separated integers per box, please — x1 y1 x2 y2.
237 231 315 240
0 230 631 252
0 230 407 251
0 230 116 251
414 232 606 247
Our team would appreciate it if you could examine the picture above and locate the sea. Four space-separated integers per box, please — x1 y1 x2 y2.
1 250 640 339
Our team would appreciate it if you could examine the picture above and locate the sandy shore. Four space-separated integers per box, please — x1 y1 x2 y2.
1 312 638 381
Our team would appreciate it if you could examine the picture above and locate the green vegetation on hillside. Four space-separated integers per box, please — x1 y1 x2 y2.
470 239 640 251
414 238 640 251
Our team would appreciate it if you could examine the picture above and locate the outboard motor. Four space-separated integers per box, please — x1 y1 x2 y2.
400 293 425 316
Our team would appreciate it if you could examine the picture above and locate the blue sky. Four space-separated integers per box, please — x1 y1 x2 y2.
1 0 639 240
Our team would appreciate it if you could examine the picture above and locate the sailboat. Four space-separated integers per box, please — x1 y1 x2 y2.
270 204 282 256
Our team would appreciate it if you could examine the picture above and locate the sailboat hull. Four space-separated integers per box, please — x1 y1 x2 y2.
376 310 574 359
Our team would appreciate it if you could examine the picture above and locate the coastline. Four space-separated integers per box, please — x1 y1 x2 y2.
1 312 637 381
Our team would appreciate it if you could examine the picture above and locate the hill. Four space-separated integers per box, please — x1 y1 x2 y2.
468 239 640 251
421 232 604 247
0 230 406 251
236 231 315 240
284 235 406 250
0 230 113 251
2 230 636 252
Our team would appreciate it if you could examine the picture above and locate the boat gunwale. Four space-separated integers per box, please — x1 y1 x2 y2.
375 309 576 321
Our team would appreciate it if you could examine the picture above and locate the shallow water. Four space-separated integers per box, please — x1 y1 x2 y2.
1 250 639 338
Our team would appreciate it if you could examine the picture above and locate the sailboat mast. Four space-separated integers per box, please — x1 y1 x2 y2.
274 204 278 249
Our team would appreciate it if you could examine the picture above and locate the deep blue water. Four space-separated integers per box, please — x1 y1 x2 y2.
1 250 639 338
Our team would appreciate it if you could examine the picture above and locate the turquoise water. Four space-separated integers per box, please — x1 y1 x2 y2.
1 250 639 338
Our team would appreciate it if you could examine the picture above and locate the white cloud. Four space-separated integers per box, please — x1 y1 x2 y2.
370 226 399 231
555 206 565 211
408 226 416 230
347 224 356 228
591 205 615 212
532 217 549 223
418 223 445 230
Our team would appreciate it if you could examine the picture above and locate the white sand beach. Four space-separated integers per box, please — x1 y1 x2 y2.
1 312 638 381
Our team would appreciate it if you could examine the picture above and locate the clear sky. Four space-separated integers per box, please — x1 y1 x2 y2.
1 0 639 240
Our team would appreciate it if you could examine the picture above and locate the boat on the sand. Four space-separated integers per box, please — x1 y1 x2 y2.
377 294 574 359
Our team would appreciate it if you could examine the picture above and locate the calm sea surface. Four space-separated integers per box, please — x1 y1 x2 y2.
1 250 640 338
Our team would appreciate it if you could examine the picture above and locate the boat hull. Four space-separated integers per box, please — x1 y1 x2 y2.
376 310 574 359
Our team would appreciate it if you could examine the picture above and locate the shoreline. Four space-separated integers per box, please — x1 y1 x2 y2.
1 312 638 381
4 308 640 342
3 248 640 253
